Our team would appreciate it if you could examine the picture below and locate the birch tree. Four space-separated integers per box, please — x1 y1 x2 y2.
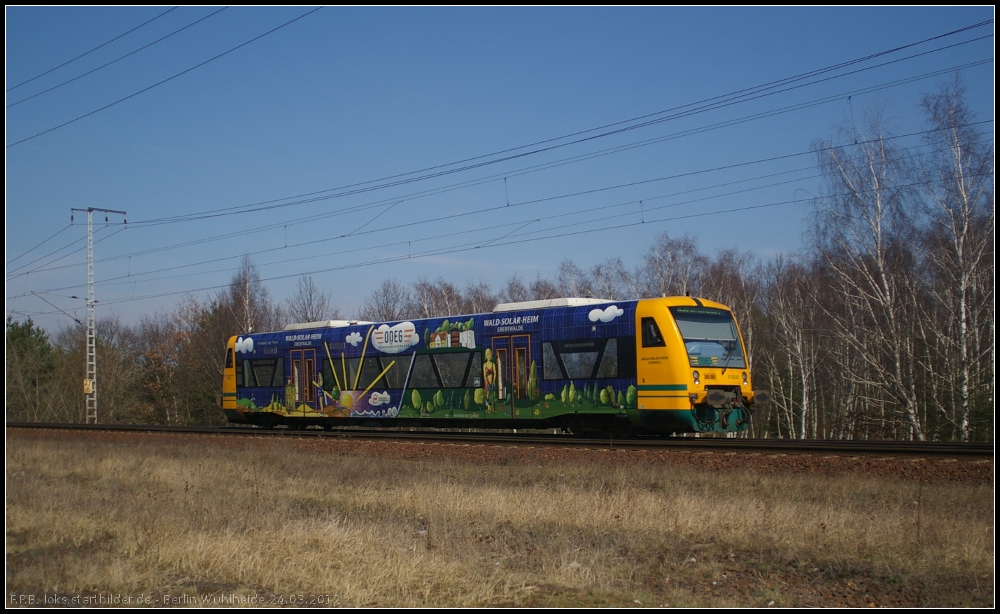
811 109 926 440
638 232 707 298
917 78 995 440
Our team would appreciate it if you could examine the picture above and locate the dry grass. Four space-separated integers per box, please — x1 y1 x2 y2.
5 433 994 607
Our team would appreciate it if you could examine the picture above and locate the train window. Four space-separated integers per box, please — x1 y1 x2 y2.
409 354 440 389
669 307 747 368
463 353 482 387
235 360 245 388
596 338 619 378
343 357 388 391
252 359 277 387
242 360 254 386
321 356 407 391
376 357 404 389
225 348 233 369
543 337 636 381
273 357 285 386
543 343 561 379
543 339 614 380
242 358 284 387
434 353 467 387
321 360 339 392
408 352 482 389
641 318 666 347
617 337 637 378
562 346 600 379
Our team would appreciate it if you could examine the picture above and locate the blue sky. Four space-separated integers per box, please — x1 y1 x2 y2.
6 7 994 333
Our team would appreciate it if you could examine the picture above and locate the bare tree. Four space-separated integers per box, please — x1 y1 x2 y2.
759 258 824 439
638 232 706 298
590 257 630 300
134 311 185 424
222 256 283 334
499 274 530 304
811 107 926 440
528 275 560 300
557 261 592 297
359 278 414 321
464 280 498 314
94 316 143 424
153 259 283 426
50 323 89 423
917 77 995 441
286 274 339 323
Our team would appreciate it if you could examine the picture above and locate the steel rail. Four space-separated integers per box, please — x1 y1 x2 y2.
6 422 993 458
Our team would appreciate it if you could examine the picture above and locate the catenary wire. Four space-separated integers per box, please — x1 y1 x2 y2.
6 7 178 92
7 7 229 109
5 7 322 148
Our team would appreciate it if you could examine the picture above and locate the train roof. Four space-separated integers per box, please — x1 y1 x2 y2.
492 297 612 312
271 296 731 335
283 319 375 331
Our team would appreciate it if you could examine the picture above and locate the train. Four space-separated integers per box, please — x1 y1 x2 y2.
220 296 766 436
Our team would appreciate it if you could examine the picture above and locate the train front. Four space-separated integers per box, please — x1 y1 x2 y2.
634 297 764 434
220 335 246 424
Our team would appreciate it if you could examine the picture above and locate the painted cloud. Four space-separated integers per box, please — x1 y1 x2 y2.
369 391 391 406
588 305 624 323
235 336 254 353
346 332 363 347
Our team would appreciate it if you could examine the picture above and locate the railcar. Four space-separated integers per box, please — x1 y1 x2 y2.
220 296 765 436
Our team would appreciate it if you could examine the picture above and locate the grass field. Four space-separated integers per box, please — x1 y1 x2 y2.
5 432 994 607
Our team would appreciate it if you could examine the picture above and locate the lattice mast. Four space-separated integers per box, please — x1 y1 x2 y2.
72 208 126 424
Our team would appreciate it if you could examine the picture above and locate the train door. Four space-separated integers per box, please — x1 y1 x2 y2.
491 335 531 419
290 348 317 414
221 340 236 410
634 301 687 412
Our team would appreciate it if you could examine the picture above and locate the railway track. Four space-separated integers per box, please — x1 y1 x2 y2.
6 421 993 458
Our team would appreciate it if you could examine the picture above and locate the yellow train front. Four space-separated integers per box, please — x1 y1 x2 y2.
220 296 764 436
632 297 760 434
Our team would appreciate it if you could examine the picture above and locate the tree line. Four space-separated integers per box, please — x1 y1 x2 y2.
6 81 993 440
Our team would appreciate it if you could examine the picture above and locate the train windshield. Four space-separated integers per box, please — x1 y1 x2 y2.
669 306 747 369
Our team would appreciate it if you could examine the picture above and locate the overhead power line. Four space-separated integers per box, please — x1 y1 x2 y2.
6 7 322 148
6 7 178 92
122 22 995 228
7 7 229 109
10 137 990 301
124 54 995 230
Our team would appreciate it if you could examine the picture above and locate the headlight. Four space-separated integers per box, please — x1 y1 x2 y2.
692 370 700 384
742 372 748 385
